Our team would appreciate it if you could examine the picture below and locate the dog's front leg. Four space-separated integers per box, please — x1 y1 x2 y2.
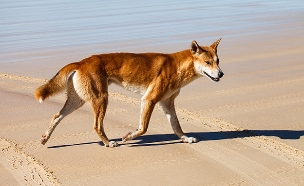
160 94 197 144
122 98 155 142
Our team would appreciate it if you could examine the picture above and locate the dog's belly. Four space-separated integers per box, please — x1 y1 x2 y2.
108 78 180 100
122 82 147 95
109 79 147 95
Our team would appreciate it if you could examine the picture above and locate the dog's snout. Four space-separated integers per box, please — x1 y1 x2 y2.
219 71 224 78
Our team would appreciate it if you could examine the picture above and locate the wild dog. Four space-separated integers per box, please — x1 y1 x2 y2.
35 39 224 147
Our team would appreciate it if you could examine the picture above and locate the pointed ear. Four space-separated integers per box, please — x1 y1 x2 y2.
210 38 222 51
190 40 200 54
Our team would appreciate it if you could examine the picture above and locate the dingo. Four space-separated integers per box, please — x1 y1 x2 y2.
35 39 223 147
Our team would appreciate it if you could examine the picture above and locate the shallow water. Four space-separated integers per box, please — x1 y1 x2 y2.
0 0 303 63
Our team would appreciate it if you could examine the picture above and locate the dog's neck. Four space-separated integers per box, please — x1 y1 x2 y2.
172 50 199 87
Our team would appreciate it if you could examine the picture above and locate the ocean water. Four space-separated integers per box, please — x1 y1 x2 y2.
0 0 303 63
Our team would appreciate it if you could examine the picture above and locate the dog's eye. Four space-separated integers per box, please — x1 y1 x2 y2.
205 61 211 65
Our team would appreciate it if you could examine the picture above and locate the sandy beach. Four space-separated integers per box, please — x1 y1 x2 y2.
1 1 304 185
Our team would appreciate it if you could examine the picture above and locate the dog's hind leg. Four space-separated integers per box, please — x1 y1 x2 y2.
159 91 197 144
87 76 118 148
91 92 118 148
41 73 85 145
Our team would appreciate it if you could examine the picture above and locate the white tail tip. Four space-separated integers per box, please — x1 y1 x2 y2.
39 98 43 103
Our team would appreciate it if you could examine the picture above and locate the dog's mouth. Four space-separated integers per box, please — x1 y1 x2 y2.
203 72 220 82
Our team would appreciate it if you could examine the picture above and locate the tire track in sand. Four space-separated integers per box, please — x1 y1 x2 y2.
0 73 47 83
197 91 304 117
177 109 304 170
0 137 60 186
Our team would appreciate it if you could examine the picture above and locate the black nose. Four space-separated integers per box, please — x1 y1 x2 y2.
219 71 224 78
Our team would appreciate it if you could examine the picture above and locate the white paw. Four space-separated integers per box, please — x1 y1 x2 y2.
108 141 119 148
181 136 198 144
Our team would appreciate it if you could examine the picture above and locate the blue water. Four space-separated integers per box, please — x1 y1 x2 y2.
0 0 303 63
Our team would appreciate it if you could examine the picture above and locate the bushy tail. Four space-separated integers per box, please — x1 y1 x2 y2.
35 63 79 103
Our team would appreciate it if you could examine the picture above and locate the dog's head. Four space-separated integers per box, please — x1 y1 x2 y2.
190 38 224 82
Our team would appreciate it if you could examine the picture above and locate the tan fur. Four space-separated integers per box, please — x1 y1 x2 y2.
35 39 224 147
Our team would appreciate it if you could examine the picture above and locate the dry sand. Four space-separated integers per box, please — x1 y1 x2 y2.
1 1 304 185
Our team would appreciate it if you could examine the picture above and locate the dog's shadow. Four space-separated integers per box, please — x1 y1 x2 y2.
48 129 304 149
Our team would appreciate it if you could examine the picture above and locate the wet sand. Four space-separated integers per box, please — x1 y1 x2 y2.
1 1 304 185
